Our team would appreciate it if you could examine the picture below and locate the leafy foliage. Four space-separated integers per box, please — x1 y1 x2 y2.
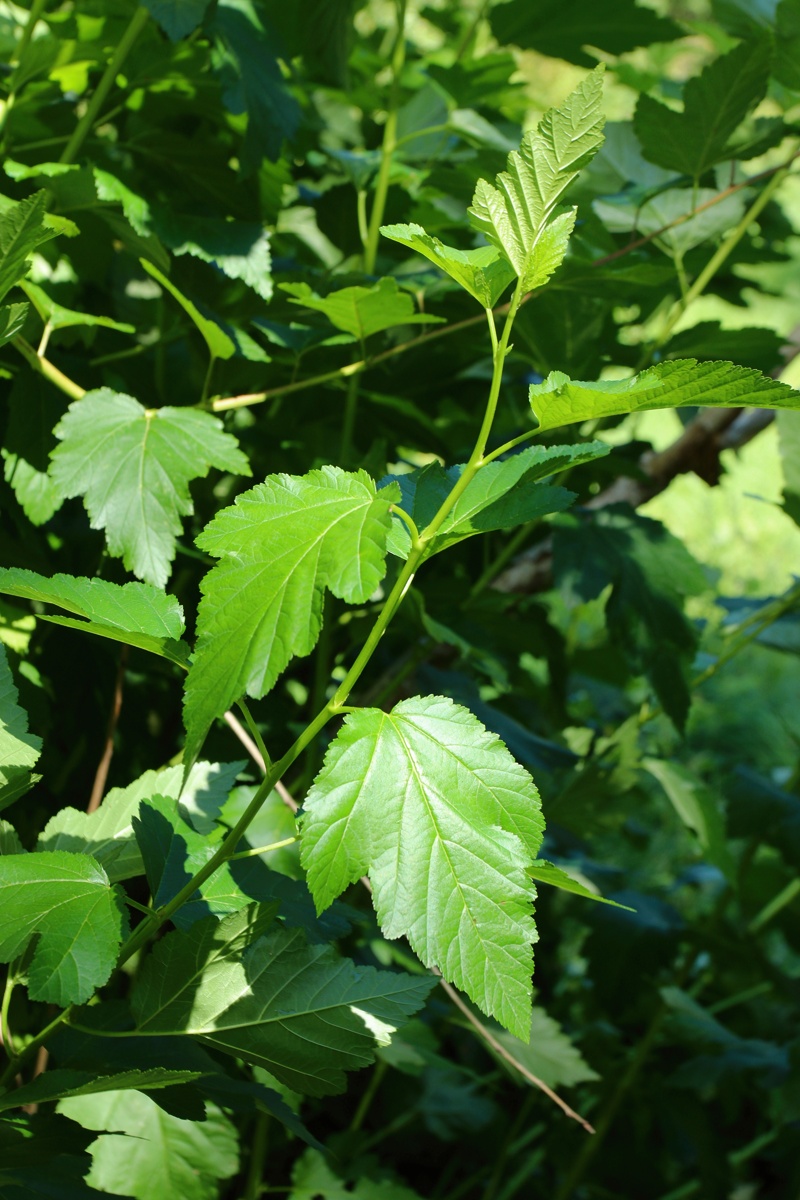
0 644 41 812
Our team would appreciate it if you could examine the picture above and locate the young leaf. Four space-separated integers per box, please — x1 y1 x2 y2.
0 567 189 666
59 1091 239 1200
49 389 251 588
301 695 545 1039
183 468 398 764
0 643 42 813
131 909 436 1095
380 223 516 307
0 1068 207 1114
139 258 236 359
388 441 609 556
0 851 128 1005
0 301 28 346
38 760 242 882
468 68 605 290
553 508 707 729
0 192 59 303
634 40 771 178
529 359 800 434
529 861 635 909
281 277 443 340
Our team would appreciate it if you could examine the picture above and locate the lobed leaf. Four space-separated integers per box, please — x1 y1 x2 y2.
529 359 800 433
131 908 436 1095
183 467 397 764
140 259 236 359
491 0 680 68
143 0 212 41
0 192 59 304
301 695 545 1038
50 389 251 588
0 1068 207 1114
0 301 28 347
0 851 128 1005
0 644 42 814
468 67 605 291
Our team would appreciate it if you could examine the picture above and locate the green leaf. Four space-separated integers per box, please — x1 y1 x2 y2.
157 212 273 302
0 1068 207 1114
633 40 771 178
301 695 545 1038
0 819 24 854
210 0 301 171
143 0 212 40
282 277 443 341
20 281 135 335
491 0 680 68
492 1007 600 1089
775 0 800 89
553 508 707 728
468 68 605 291
594 187 746 258
183 467 397 764
0 851 128 1004
529 861 636 909
59 1091 239 1200
388 442 609 557
0 644 41 814
0 567 189 666
1 372 64 526
0 301 28 346
529 359 800 434
289 1149 423 1200
0 192 59 304
38 760 242 882
139 258 236 359
0 1112 95 1198
380 223 516 307
643 759 734 878
131 908 436 1095
49 389 251 588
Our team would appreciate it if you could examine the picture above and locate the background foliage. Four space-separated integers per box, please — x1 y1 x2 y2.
1 0 800 1197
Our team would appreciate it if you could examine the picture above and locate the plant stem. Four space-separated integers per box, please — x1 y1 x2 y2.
229 836 298 861
349 1059 386 1132
0 1002 73 1088
243 1111 269 1200
0 0 49 143
363 0 407 273
236 699 270 769
11 337 86 401
748 877 800 934
59 6 150 166
1 973 17 1061
339 369 361 466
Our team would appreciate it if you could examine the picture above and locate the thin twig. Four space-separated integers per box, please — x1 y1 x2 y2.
436 973 595 1134
224 709 297 813
87 646 127 813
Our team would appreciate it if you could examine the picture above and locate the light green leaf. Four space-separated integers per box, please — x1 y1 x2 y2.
38 760 242 883
778 409 800 525
0 301 28 346
643 758 734 878
143 0 212 40
183 467 397 764
281 277 443 341
0 567 189 666
388 441 609 557
529 359 800 434
131 909 436 1095
50 389 251 588
529 861 635 909
301 695 544 1039
634 40 771 178
140 258 236 359
468 67 605 291
0 851 128 1004
0 643 41 814
380 223 516 307
0 192 59 304
493 1007 599 1089
20 280 135 334
290 1149 423 1200
59 1091 238 1200
0 819 24 854
4 160 80 181
0 1068 207 1114
594 187 746 258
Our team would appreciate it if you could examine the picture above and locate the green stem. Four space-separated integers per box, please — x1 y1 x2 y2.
229 836 298 861
468 521 536 599
11 337 86 401
748 877 800 934
236 698 270 769
1 972 17 1062
340 369 361 466
243 1111 270 1200
349 1059 386 1132
0 1002 73 1089
59 6 150 166
363 0 407 273
0 0 49 143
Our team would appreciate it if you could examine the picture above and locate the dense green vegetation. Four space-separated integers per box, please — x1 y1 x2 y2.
0 1 799 1196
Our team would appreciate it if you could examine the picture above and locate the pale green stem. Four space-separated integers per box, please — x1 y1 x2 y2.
59 6 150 166
747 877 800 934
363 0 407 273
12 336 86 400
1 973 17 1061
228 836 298 861
236 699 270 768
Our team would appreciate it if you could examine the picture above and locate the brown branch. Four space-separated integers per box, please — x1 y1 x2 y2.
87 646 127 814
436 972 595 1134
223 709 297 813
